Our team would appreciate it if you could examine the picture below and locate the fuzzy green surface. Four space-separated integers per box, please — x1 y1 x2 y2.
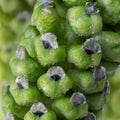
34 36 66 66
54 0 67 18
67 6 103 36
37 73 72 98
24 110 57 120
68 45 102 69
86 93 105 111
97 0 120 24
21 25 40 58
94 31 120 62
68 70 106 94
10 56 44 82
32 0 60 35
52 97 88 120
2 91 29 119
10 82 44 106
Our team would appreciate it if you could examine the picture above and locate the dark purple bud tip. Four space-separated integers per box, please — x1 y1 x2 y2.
16 76 29 90
93 66 106 81
83 38 101 55
86 2 99 15
17 11 30 23
103 80 110 96
5 112 14 120
42 40 52 49
2 43 13 53
70 92 86 107
30 102 48 117
16 45 27 60
3 85 10 96
84 112 96 120
40 1 55 9
41 33 58 49
47 66 65 81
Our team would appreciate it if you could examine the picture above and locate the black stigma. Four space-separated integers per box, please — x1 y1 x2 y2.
19 17 27 23
103 81 110 96
94 67 105 81
42 40 52 49
72 97 84 107
51 74 61 81
17 83 24 90
85 49 95 55
86 2 99 15
71 93 85 107
33 111 44 117
85 113 96 120
40 1 55 8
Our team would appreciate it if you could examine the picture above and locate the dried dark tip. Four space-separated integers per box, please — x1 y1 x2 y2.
42 40 52 49
30 102 48 117
33 111 44 117
41 33 58 49
16 76 29 90
5 112 14 120
84 112 96 120
2 43 13 53
17 11 30 23
86 2 99 15
70 92 86 107
103 80 110 96
93 66 106 81
16 45 27 60
47 66 65 81
51 74 61 81
83 38 101 55
3 85 10 96
40 1 55 9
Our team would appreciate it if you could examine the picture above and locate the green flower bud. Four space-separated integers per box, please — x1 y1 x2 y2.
54 0 67 18
65 20 83 46
10 46 44 82
37 66 72 98
34 33 66 66
32 0 60 35
93 32 120 62
52 92 88 119
86 80 110 111
67 2 102 36
21 25 40 58
2 86 29 119
63 0 92 7
97 0 120 25
68 66 107 94
24 102 57 120
9 11 31 34
68 38 102 69
9 76 45 106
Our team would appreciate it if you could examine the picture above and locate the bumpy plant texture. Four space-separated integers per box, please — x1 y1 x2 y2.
1 0 120 120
